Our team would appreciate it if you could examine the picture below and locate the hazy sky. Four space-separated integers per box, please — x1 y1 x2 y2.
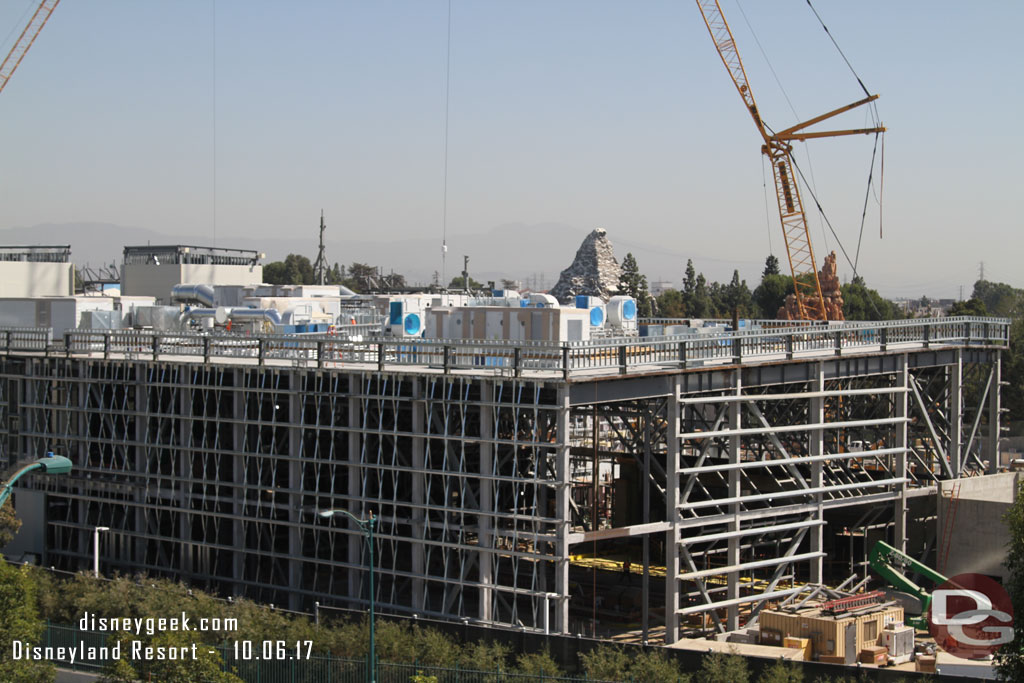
0 1 1020 298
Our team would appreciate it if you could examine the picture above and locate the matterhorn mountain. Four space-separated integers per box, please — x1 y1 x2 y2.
548 228 621 304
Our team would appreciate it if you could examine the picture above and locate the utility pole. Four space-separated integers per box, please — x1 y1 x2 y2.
314 210 328 285
462 255 470 293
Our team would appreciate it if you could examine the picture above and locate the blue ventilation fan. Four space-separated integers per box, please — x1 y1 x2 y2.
404 313 422 335
590 306 605 326
622 299 637 321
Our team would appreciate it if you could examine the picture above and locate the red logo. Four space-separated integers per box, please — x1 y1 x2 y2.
928 573 1014 660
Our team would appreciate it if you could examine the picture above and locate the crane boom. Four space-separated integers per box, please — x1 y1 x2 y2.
696 0 884 321
0 0 60 97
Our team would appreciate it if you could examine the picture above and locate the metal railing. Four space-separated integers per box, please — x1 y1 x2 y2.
0 316 1009 380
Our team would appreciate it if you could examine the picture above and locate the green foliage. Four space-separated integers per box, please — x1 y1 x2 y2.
579 644 631 681
513 649 563 680
657 288 685 318
263 253 315 285
973 279 1022 317
459 639 512 671
753 274 791 319
449 275 485 290
629 649 690 682
0 503 23 547
762 255 781 278
757 658 803 683
697 650 750 683
98 656 137 683
619 252 655 317
997 479 1024 680
948 297 987 317
719 269 755 318
962 279 1024 436
143 631 242 683
0 560 54 682
841 279 903 321
411 672 439 683
682 259 713 318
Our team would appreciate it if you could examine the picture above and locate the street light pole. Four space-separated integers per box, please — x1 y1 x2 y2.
317 508 376 683
0 452 73 509
93 526 109 578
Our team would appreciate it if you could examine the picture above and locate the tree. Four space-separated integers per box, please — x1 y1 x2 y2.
0 561 54 682
619 252 655 317
657 288 685 318
448 275 484 290
753 274 791 319
103 631 242 683
690 273 713 318
579 645 631 681
628 650 689 682
263 254 315 285
948 297 987 317
757 658 803 683
514 649 563 679
724 269 755 318
973 279 1022 317
997 479 1024 680
0 503 22 547
841 279 903 321
697 650 750 683
762 254 781 278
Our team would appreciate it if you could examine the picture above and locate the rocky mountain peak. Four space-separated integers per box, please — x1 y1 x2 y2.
549 228 621 304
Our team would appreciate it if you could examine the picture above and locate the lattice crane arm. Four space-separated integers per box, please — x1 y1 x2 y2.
695 0 884 321
0 0 61 97
695 0 768 141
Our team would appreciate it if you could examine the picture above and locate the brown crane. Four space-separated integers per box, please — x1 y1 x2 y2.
0 0 60 97
696 0 884 321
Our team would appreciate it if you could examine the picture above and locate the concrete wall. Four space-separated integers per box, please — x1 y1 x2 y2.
939 472 1022 581
0 297 115 335
0 262 73 297
1 488 47 563
121 263 262 303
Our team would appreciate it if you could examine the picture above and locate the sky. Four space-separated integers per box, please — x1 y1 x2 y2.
0 0 1020 298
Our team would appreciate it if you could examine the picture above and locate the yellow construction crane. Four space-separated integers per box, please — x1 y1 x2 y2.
0 0 60 97
696 1 884 321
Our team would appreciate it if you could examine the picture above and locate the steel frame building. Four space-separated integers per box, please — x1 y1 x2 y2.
0 317 1009 642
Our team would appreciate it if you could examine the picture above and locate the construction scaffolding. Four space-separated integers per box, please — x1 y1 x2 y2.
0 317 1008 642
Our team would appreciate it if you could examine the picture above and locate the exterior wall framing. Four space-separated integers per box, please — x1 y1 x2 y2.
0 323 1006 639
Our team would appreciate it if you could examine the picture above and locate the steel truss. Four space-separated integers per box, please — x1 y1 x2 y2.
0 343 1002 641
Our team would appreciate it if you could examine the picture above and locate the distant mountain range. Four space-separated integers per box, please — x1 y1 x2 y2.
0 221 717 290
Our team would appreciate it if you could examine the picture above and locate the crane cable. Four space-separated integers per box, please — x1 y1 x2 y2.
440 0 452 286
854 131 881 273
737 0 830 252
790 153 883 318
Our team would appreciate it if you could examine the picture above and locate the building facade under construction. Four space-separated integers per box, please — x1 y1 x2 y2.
2 313 1008 643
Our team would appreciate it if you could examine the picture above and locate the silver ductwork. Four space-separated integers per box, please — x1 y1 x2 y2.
227 308 282 326
171 284 216 307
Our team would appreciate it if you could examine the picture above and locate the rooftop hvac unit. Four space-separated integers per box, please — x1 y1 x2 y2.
575 295 606 327
606 296 638 331
388 300 424 337
528 293 559 308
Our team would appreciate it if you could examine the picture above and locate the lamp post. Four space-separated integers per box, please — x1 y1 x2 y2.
93 526 109 578
318 508 376 683
0 452 73 508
